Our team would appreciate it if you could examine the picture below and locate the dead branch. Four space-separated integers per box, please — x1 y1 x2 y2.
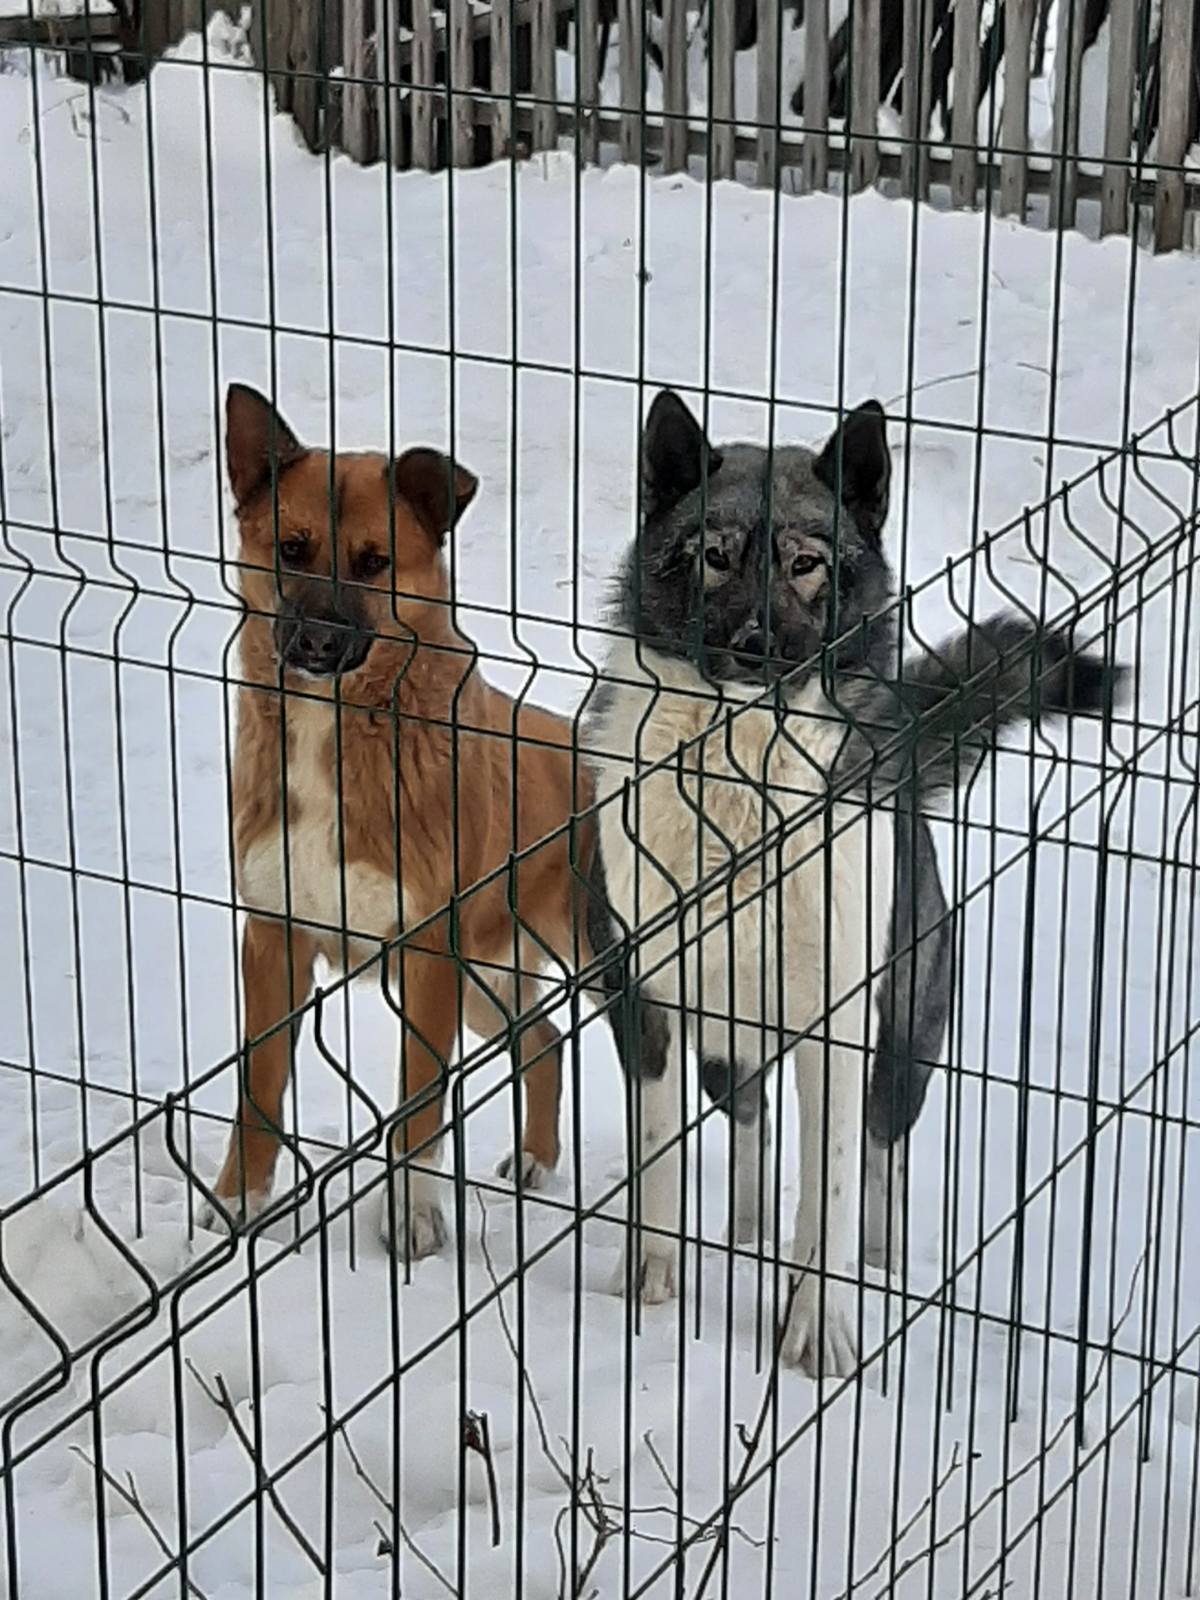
326 1409 456 1599
185 1361 325 1579
637 1431 764 1550
464 1409 502 1547
834 1443 963 1600
690 1275 801 1597
69 1447 209 1600
476 1191 611 1596
865 1252 1147 1600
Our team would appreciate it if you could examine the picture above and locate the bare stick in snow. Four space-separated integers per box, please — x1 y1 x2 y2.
69 1447 209 1600
326 1410 457 1599
863 1252 1147 1600
691 1275 801 1597
834 1442 962 1600
185 1361 326 1578
464 1409 502 1547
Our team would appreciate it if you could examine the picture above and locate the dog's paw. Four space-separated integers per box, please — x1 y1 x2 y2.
610 1240 677 1305
782 1273 859 1378
495 1149 552 1191
196 1188 270 1235
379 1171 447 1263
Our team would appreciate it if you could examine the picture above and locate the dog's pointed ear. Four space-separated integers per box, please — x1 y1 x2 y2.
815 400 891 540
391 448 478 542
225 384 307 510
642 390 723 518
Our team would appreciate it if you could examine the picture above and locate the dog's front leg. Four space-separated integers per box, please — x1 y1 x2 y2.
783 1023 865 1378
610 985 683 1304
380 937 460 1263
209 916 316 1227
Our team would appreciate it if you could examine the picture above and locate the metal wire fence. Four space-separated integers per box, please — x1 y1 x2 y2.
1 5 1199 1598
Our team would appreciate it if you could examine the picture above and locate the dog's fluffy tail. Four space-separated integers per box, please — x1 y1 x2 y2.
836 612 1124 802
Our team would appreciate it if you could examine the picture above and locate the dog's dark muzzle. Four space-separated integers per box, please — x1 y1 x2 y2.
275 602 371 678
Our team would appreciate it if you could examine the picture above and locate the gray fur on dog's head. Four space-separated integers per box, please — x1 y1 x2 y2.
615 389 897 685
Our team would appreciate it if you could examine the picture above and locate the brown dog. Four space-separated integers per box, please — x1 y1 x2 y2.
209 384 593 1259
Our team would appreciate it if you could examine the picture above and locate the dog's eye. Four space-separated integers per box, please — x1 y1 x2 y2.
791 553 823 579
279 536 309 564
704 547 730 572
356 552 390 580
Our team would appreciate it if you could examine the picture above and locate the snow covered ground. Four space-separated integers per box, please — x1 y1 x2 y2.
2 14 1200 1599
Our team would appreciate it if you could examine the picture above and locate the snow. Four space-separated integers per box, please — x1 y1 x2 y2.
1 12 1200 1599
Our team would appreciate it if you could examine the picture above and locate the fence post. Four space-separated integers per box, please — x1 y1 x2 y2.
849 0 881 190
288 0 323 152
662 0 689 174
381 0 407 167
1099 0 1135 235
342 0 375 164
576 0 600 164
450 0 475 166
618 0 643 165
533 0 558 151
755 0 780 187
950 0 980 206
412 0 436 170
710 0 738 179
1048 0 1085 230
900 0 931 198
492 0 514 157
999 0 1033 217
803 0 829 191
1152 0 1196 251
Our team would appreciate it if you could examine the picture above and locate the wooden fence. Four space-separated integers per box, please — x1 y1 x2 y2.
259 0 1196 250
6 2 1196 250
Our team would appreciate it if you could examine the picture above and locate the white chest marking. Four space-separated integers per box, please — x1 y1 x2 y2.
586 641 893 1040
237 700 402 953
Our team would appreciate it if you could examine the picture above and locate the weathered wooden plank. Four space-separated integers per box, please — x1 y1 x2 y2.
755 0 780 186
900 0 932 198
491 0 514 157
999 0 1033 216
1048 0 1086 227
575 0 600 164
263 0 294 114
709 0 738 178
1099 0 1135 234
450 0 474 165
950 0 980 205
661 0 688 174
378 0 407 168
850 0 882 189
617 0 643 165
289 0 323 153
802 0 830 191
411 0 436 170
1153 0 1195 250
342 0 373 164
532 0 557 151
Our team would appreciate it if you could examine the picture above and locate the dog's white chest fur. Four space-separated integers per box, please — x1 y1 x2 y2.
587 640 892 1044
238 699 402 952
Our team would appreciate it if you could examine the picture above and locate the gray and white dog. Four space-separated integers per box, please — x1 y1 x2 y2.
584 389 1122 1377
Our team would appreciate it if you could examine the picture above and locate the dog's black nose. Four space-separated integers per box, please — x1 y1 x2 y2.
738 631 768 662
295 623 346 672
278 610 368 677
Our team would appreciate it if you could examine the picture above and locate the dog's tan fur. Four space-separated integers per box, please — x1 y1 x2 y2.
212 386 592 1254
